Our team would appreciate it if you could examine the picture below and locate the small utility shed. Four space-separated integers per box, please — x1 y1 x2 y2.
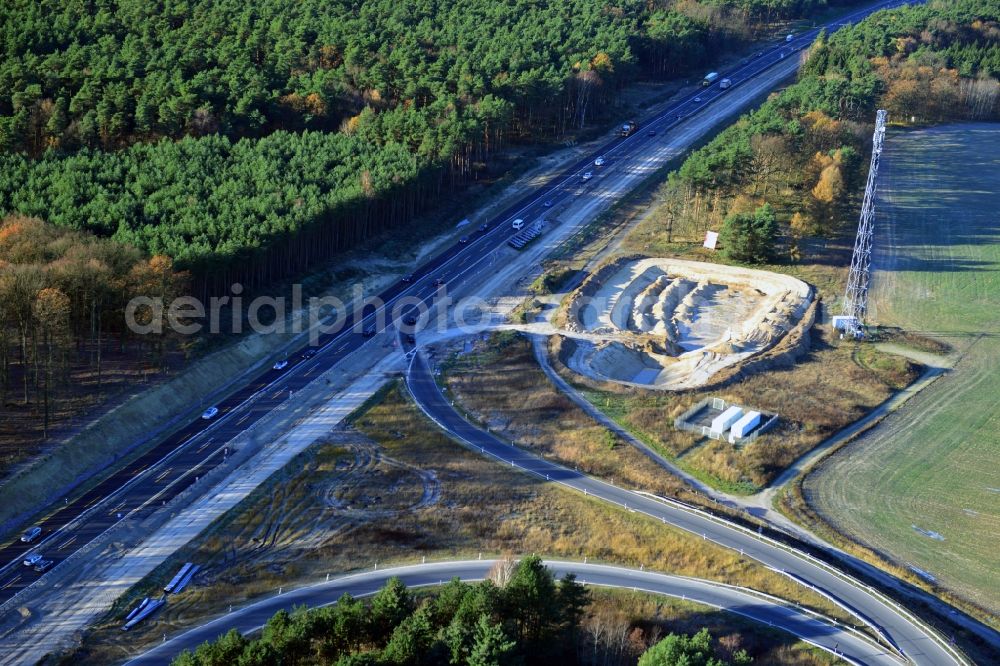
710 405 743 436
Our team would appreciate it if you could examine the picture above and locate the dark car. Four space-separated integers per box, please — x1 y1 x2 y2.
34 559 54 573
478 222 488 232
301 348 318 359
404 333 416 345
403 315 418 327
20 526 42 543
543 200 553 208
433 276 446 287
401 274 415 283
459 236 469 244
362 325 377 337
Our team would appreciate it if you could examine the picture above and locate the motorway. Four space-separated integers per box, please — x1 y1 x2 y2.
404 350 962 666
0 0 945 652
123 560 894 666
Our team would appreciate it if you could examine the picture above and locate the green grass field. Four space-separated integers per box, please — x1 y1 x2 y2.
805 123 1000 617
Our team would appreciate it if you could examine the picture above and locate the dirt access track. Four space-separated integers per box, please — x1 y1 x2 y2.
563 257 813 390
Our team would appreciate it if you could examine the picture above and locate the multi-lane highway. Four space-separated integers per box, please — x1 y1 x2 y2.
0 0 936 642
124 560 895 666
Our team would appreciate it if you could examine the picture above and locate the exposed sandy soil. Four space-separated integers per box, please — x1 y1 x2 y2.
564 258 813 389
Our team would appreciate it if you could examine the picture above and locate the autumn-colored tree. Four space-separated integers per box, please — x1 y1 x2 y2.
789 211 816 237
0 215 182 440
811 161 844 204
33 287 70 437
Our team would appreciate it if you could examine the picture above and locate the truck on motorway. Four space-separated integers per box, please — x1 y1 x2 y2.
719 78 732 89
620 120 637 137
702 72 719 86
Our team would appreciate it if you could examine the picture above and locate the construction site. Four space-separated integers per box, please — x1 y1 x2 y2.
560 257 814 390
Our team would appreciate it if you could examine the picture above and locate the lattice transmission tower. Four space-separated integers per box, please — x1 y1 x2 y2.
841 109 888 338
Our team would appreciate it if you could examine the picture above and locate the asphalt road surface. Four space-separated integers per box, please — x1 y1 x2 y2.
404 351 961 666
124 560 894 666
0 0 927 632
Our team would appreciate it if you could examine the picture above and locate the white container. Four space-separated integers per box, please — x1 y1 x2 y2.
729 411 761 442
710 405 743 435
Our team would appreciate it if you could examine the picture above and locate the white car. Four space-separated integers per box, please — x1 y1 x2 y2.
512 218 525 230
581 172 593 181
786 33 794 42
693 97 702 103
273 360 289 370
201 406 219 420
594 156 605 167
23 552 43 567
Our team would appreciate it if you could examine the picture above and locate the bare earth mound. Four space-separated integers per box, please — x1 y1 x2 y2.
564 258 813 390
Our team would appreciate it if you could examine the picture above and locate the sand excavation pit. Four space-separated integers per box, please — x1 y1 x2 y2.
563 258 813 390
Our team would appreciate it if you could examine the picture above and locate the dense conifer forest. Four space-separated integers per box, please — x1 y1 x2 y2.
0 0 862 293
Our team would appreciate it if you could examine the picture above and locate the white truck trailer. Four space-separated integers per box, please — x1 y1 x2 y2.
710 405 743 436
729 411 761 443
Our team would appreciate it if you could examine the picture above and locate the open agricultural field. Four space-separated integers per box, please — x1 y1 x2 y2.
804 123 1000 617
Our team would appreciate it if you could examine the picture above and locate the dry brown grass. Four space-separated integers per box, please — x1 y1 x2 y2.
552 325 920 493
71 383 855 665
441 334 689 498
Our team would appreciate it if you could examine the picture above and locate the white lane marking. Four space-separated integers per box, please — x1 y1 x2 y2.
1 574 21 590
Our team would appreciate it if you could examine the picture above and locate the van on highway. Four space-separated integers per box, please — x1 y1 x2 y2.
512 219 525 230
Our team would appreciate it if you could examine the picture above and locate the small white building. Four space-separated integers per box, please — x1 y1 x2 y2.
832 315 857 331
710 405 743 436
729 411 761 443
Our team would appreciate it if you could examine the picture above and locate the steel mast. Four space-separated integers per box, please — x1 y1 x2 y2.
841 109 888 338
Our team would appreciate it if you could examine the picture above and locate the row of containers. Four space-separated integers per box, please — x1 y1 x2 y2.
122 562 200 631
674 397 778 445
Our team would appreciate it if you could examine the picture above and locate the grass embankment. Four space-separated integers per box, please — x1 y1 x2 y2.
576 324 916 494
468 326 914 495
440 331 690 499
70 383 856 664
